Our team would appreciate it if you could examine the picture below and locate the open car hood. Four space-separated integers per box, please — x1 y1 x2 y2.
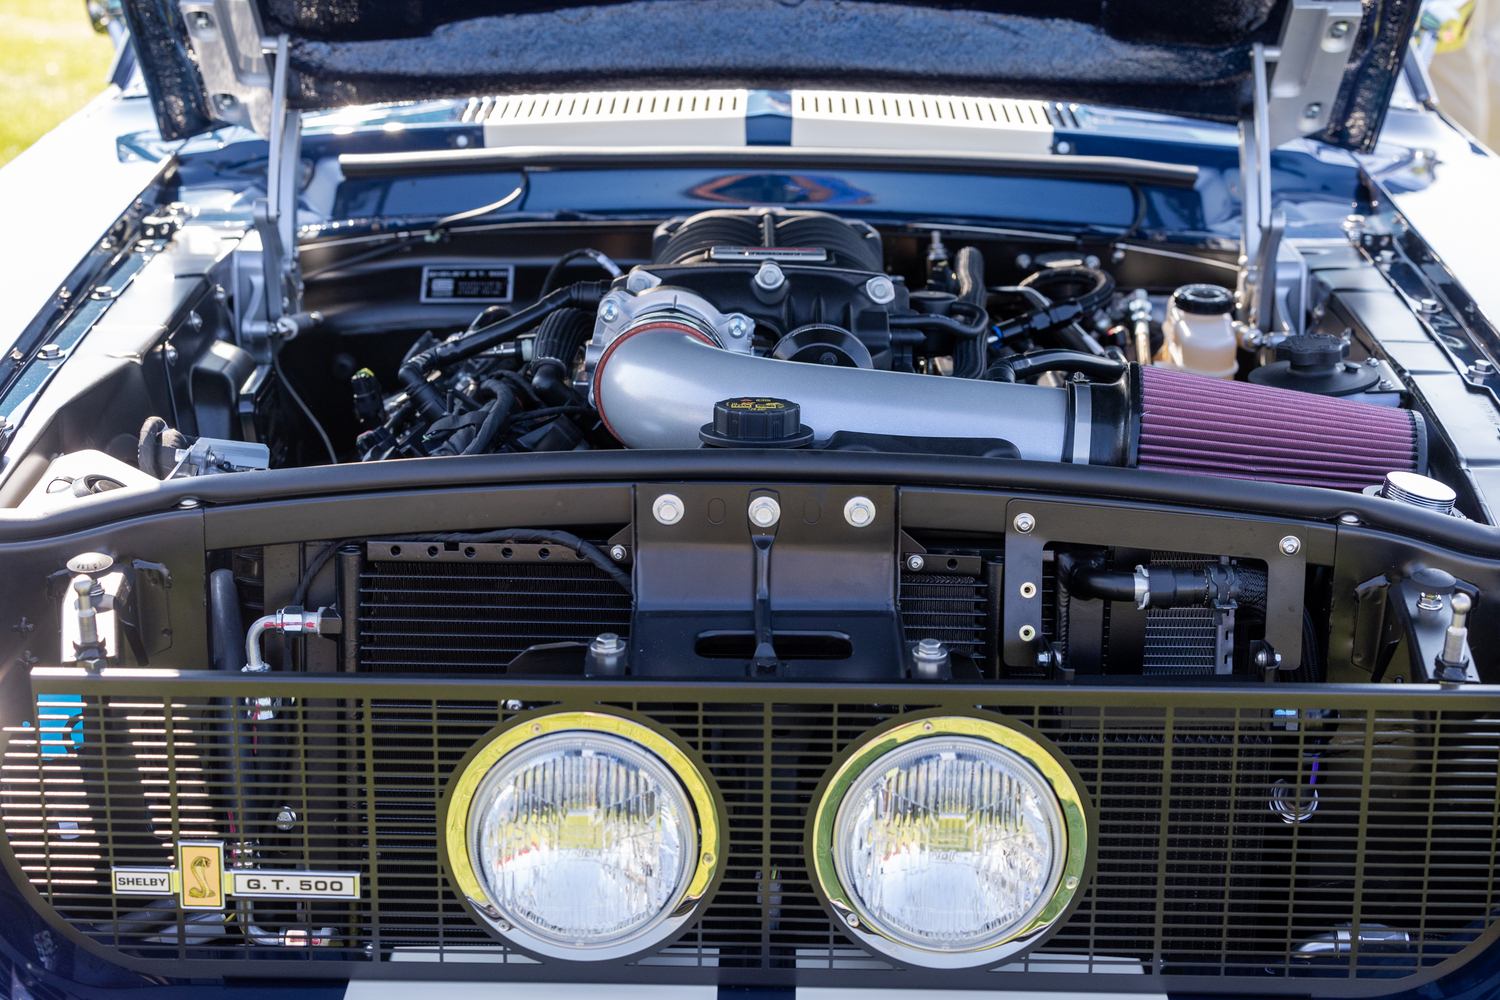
123 0 1417 152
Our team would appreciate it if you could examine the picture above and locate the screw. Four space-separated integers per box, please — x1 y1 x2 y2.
1084 254 1100 269
1472 359 1496 375
275 808 297 832
748 496 781 528
178 498 200 509
906 554 925 572
922 721 934 732
727 315 749 339
609 544 627 562
843 496 876 527
1055 140 1072 154
1303 102 1323 119
503 699 523 711
1019 582 1037 598
1015 253 1033 270
1329 19 1350 37
90 285 115 300
702 851 714 866
599 299 620 322
213 93 238 112
531 723 543 735
1377 378 1396 390
1338 513 1360 525
590 632 625 655
1019 625 1037 641
1014 512 1036 533
190 10 214 30
36 344 62 361
755 261 787 291
864 275 895 304
652 493 684 525
845 913 860 928
1419 298 1441 314
1066 876 1079 890
1279 535 1302 555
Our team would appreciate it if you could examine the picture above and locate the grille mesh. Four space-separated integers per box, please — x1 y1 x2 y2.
358 558 631 672
4 680 1499 993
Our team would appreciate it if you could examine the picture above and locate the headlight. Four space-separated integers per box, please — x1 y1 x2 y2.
444 712 720 960
811 716 1088 969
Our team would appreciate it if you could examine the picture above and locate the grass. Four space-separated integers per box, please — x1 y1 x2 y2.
0 0 116 166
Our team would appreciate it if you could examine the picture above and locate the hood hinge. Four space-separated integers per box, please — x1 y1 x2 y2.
1238 0 1362 335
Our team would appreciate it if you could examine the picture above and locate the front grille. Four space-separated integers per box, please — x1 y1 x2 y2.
5 676 1499 995
358 553 631 672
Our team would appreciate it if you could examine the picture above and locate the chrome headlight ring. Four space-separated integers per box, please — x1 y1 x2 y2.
442 710 723 962
808 713 1091 969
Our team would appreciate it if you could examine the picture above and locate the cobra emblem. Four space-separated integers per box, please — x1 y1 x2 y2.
187 855 215 900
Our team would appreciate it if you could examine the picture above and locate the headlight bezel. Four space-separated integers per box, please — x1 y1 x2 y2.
808 712 1091 969
441 710 723 961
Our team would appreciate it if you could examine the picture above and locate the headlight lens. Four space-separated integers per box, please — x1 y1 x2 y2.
466 730 696 953
815 719 1087 967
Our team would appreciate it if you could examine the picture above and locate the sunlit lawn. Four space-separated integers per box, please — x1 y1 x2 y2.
0 0 115 166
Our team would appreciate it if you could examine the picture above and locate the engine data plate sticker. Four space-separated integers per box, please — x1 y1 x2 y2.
112 867 174 896
231 870 361 900
421 265 513 304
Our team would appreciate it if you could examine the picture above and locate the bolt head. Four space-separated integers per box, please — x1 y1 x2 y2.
1377 378 1396 390
748 496 781 527
609 544 627 562
727 315 749 338
1084 254 1101 269
1055 140 1072 154
1014 512 1036 533
1329 19 1350 37
37 344 63 361
1279 535 1302 555
190 10 214 30
1303 102 1323 119
652 493 684 525
906 554 925 572
1419 298 1441 314
1338 513 1360 526
275 809 297 832
843 496 876 527
864 275 895 304
755 261 786 291
599 300 620 322
1015 253 1033 270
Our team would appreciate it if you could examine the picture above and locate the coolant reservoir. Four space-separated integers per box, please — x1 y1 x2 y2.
1162 284 1237 379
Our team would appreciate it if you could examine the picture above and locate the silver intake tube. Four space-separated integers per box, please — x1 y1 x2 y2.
593 323 1071 457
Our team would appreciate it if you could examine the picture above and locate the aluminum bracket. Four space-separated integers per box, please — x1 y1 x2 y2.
177 0 273 136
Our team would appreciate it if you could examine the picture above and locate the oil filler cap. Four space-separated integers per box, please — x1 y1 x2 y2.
700 397 815 449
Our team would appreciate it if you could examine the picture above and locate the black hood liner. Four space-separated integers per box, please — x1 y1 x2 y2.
127 0 1418 152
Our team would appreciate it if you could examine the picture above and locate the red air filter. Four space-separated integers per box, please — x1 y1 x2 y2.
1137 366 1423 490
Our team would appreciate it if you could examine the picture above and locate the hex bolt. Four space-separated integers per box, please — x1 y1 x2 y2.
609 544 627 562
755 261 786 291
748 496 781 528
599 299 620 322
1419 298 1441 314
1472 359 1496 376
1279 535 1302 555
590 632 626 655
843 496 876 527
727 315 749 339
36 344 62 361
864 275 895 304
275 808 297 832
652 493 685 525
906 554 925 572
1329 19 1350 36
1014 512 1036 533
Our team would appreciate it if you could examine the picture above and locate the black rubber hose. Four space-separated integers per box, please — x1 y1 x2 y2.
462 381 517 456
952 246 988 379
1064 559 1269 616
985 349 1127 384
209 568 244 671
137 416 167 478
1020 266 1116 313
539 249 619 297
530 307 595 369
397 281 608 410
888 310 988 338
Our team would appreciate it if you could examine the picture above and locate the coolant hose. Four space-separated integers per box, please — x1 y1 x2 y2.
986 349 1127 384
209 568 243 671
952 246 989 379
